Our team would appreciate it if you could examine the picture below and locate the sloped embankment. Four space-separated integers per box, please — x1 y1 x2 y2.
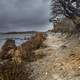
29 33 80 80
0 32 46 80
1 32 80 80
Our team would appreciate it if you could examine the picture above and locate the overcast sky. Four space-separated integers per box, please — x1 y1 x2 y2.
0 0 52 32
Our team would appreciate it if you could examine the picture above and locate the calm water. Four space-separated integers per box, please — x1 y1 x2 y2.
0 33 33 47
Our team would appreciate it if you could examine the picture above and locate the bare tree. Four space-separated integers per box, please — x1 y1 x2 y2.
51 0 80 24
51 0 80 34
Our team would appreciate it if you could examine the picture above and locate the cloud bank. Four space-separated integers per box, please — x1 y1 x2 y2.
0 0 51 32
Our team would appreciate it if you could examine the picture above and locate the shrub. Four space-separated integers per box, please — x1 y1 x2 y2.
52 18 75 35
0 39 16 60
0 32 46 80
2 39 16 50
21 32 46 61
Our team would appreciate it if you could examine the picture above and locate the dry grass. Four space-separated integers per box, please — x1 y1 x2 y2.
0 32 46 80
21 32 46 61
28 33 80 80
0 39 16 60
0 61 31 80
51 18 75 37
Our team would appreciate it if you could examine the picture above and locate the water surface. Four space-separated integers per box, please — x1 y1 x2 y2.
0 33 33 47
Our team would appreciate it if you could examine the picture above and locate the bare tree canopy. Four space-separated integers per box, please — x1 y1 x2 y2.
59 0 80 17
51 0 80 24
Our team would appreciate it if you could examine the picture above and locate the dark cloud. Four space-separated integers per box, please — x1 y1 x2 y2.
0 0 51 32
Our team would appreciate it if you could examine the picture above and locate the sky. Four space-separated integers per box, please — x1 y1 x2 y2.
0 0 52 32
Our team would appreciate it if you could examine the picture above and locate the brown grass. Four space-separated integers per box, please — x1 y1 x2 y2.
21 32 46 61
0 61 31 80
0 39 16 60
0 32 46 80
0 32 46 62
51 18 75 35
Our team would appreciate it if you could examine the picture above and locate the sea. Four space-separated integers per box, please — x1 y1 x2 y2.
0 33 34 48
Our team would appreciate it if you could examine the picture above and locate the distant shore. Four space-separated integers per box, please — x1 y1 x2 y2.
0 31 38 34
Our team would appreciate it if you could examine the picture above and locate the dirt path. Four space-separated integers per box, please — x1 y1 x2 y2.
29 33 80 80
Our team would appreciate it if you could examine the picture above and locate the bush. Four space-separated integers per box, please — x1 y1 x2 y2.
21 32 46 61
0 32 46 80
52 18 75 35
31 32 46 49
0 39 16 60
2 39 16 50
